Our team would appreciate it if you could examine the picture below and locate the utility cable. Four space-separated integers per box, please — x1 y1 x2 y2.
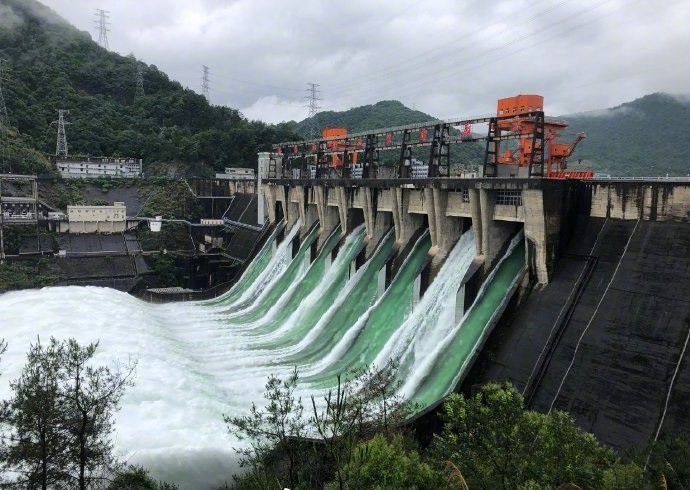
522 217 608 399
328 0 623 105
548 218 640 413
327 0 575 91
644 318 690 469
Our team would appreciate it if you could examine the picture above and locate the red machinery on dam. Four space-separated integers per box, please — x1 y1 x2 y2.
270 94 591 180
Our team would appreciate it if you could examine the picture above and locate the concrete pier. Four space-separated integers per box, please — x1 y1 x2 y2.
262 178 578 285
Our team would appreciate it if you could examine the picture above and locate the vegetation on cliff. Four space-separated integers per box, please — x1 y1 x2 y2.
225 370 684 490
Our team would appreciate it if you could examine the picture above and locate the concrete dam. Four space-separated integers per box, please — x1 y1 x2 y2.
3 96 690 486
258 174 690 451
2 174 689 487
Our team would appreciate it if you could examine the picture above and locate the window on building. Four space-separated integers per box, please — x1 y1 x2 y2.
462 188 470 203
496 190 522 206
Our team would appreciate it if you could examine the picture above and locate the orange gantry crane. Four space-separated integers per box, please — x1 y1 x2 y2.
491 94 590 178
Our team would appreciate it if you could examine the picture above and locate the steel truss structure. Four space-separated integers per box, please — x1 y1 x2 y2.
270 111 548 179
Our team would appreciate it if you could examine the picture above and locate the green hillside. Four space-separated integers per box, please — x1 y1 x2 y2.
562 93 690 176
279 100 485 168
291 100 437 136
0 0 299 176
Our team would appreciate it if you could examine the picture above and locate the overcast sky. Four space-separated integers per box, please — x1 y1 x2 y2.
41 0 690 124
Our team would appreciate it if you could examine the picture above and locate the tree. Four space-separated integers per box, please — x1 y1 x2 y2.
332 434 449 490
0 337 72 489
644 432 690 488
432 382 615 490
601 461 645 490
225 368 308 490
226 360 412 490
0 337 136 489
310 361 413 490
61 338 136 490
107 465 178 490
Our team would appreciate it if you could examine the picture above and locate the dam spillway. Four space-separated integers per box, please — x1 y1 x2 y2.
0 218 525 488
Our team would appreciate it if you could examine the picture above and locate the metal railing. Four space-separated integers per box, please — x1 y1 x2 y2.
592 176 690 182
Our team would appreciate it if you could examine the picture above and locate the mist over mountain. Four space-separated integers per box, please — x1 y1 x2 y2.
562 92 690 176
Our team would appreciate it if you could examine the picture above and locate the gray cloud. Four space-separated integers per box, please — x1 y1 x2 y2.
40 0 690 123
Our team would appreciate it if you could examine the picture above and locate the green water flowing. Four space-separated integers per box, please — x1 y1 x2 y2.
202 225 277 307
304 232 431 384
221 225 319 323
410 240 526 410
247 226 363 341
275 230 396 362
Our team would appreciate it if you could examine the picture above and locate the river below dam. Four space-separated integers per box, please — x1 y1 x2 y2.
0 223 524 489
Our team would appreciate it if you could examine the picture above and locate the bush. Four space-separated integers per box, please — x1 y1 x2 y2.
335 435 448 490
108 465 178 490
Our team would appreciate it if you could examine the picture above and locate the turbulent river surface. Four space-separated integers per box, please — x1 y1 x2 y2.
0 223 524 489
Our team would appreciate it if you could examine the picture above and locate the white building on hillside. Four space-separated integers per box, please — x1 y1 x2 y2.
62 202 127 233
55 156 142 178
215 167 255 180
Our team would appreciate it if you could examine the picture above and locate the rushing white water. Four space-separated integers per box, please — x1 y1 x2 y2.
0 224 519 489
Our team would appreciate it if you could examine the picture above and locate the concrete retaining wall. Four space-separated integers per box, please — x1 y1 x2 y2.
590 182 690 221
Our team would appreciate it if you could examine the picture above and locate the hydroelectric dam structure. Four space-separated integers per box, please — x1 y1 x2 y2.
244 95 690 452
2 95 690 487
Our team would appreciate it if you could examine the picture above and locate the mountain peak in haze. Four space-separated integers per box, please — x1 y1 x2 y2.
563 91 690 176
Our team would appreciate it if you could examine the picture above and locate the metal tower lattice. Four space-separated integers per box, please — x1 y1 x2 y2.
94 9 110 50
135 64 145 100
51 110 70 157
305 82 321 140
201 65 210 102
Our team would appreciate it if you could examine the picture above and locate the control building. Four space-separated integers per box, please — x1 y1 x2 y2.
62 202 127 233
215 168 255 180
55 156 142 178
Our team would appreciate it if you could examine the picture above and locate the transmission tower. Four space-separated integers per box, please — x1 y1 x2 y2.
201 65 210 102
94 9 110 50
135 64 145 100
305 82 321 140
0 59 8 128
51 110 70 157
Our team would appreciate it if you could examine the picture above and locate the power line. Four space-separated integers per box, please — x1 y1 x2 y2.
305 82 321 139
51 110 71 157
327 0 574 92
325 0 623 106
94 9 110 50
202 65 210 102
135 64 145 100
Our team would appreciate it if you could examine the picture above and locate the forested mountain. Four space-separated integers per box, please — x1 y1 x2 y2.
562 93 690 176
284 100 438 137
0 0 299 176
